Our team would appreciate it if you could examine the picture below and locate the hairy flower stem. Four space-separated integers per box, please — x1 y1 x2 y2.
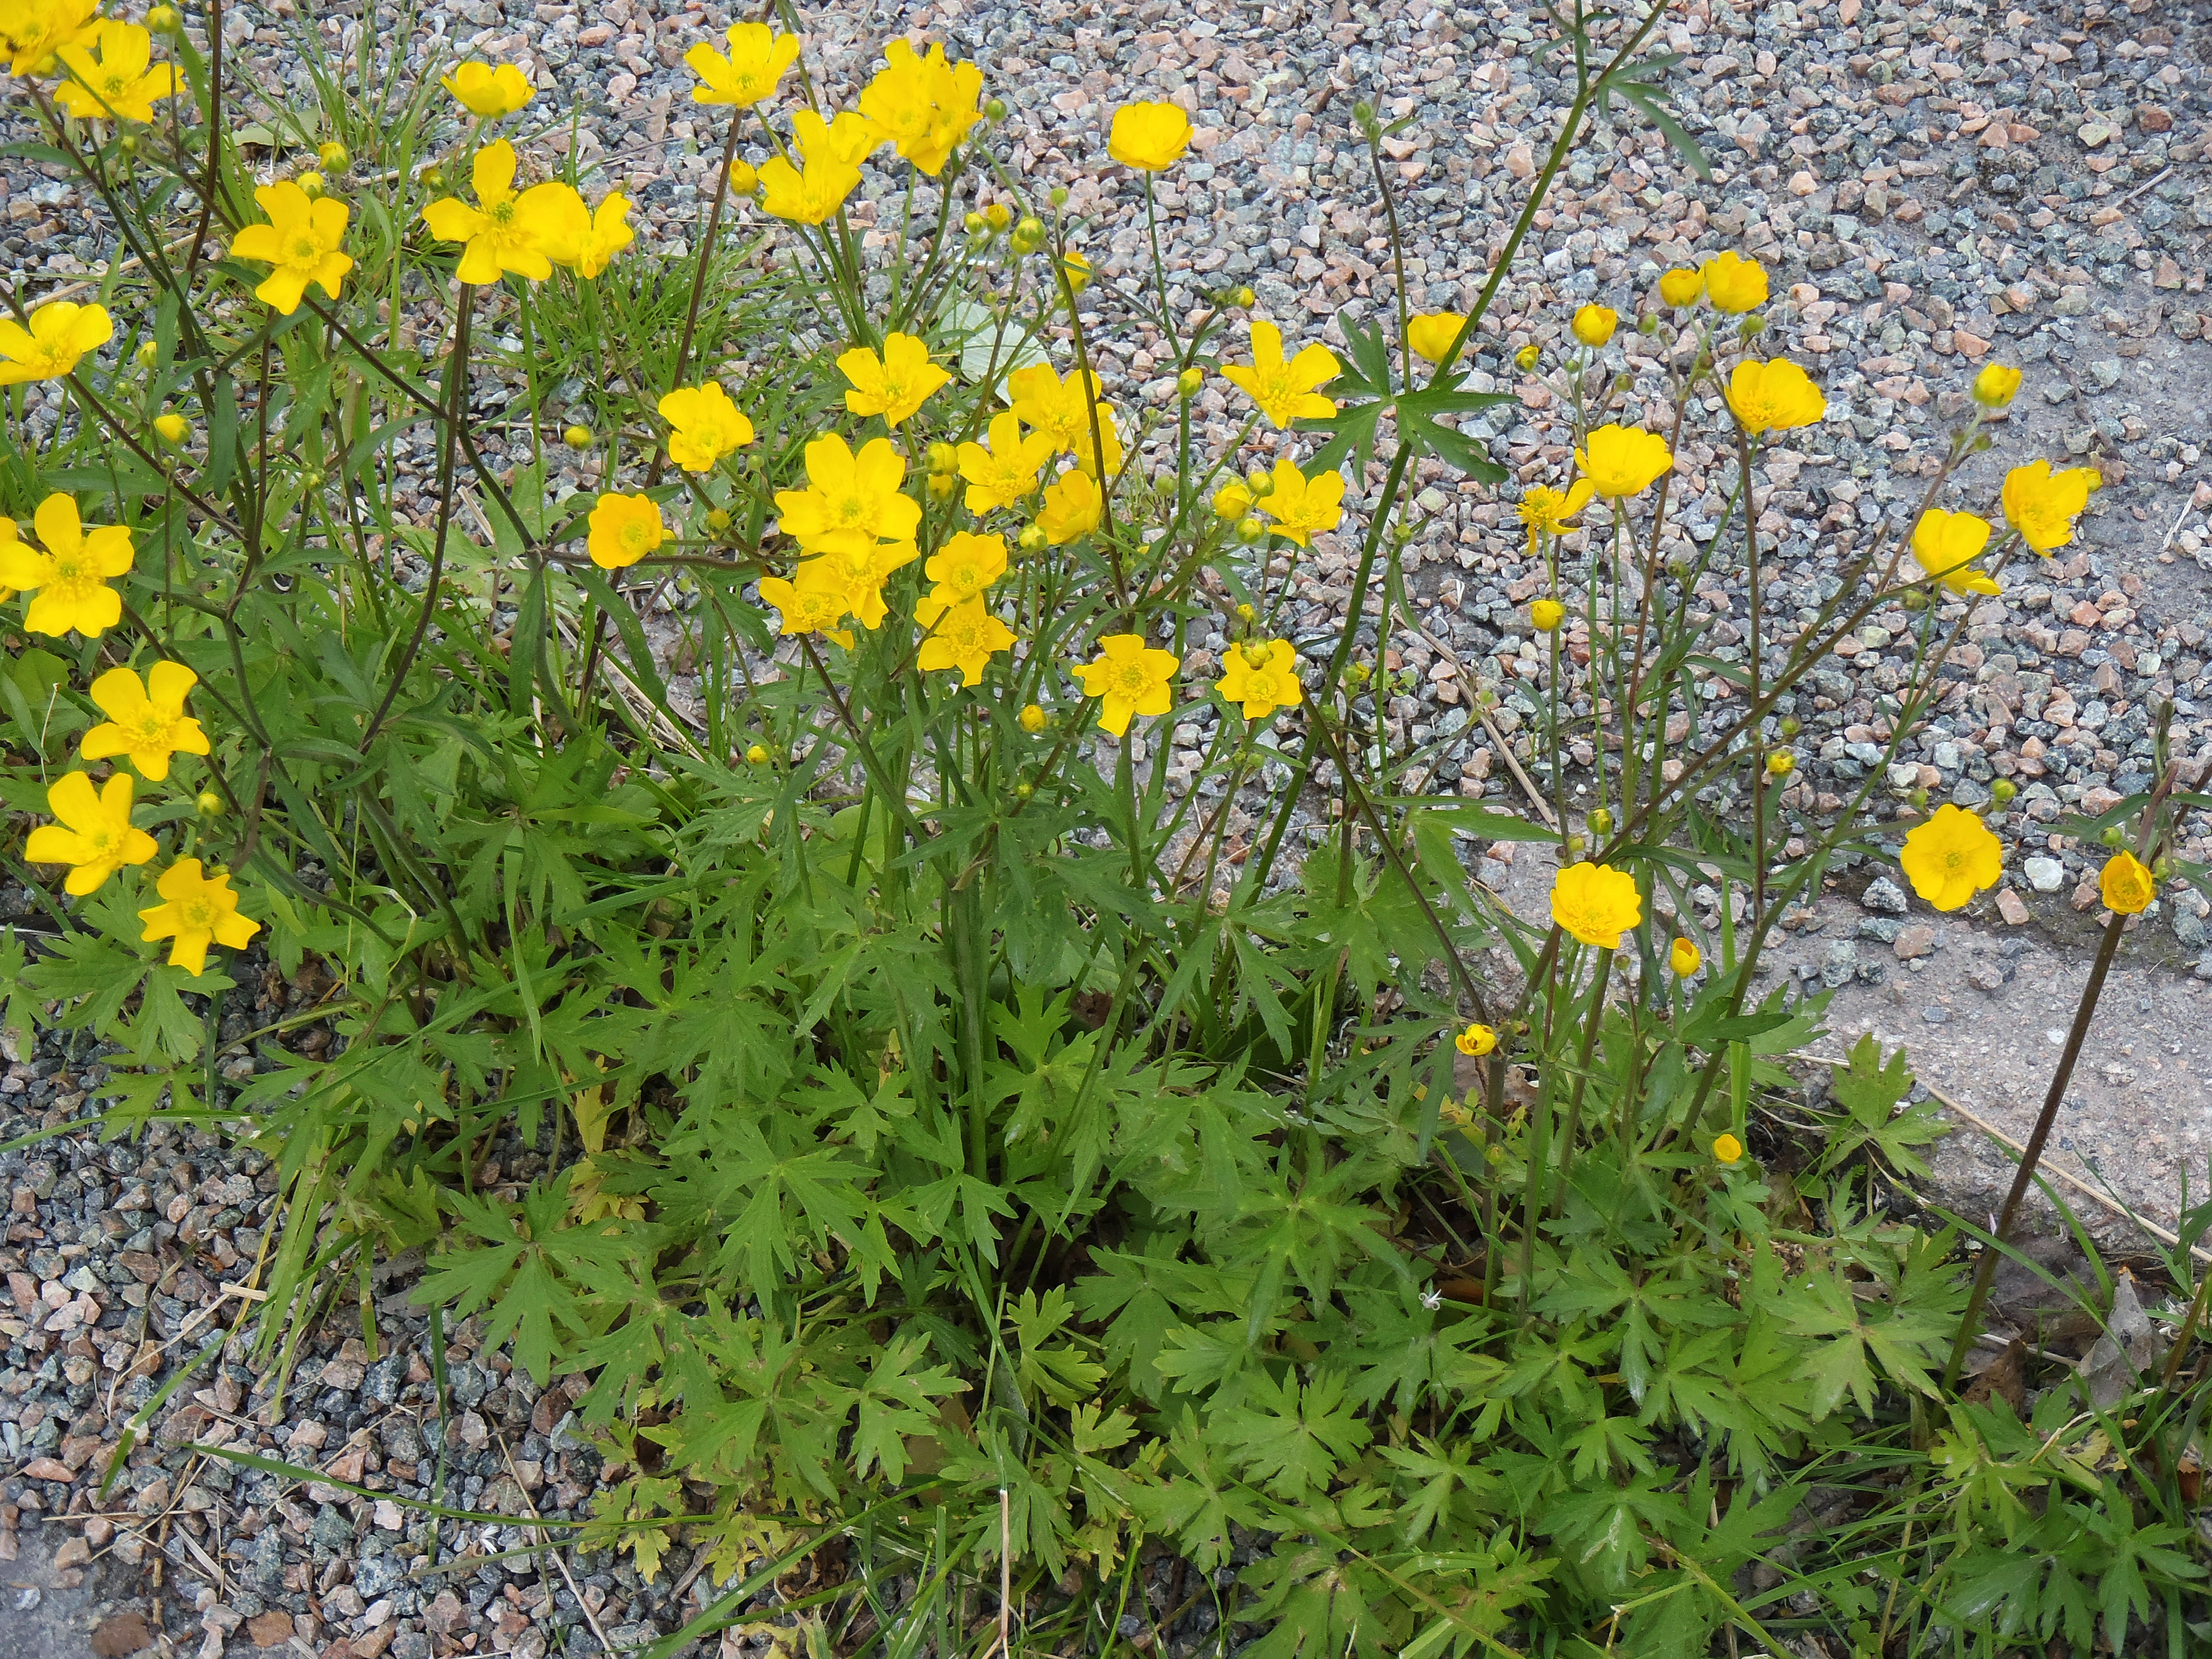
648 107 748 487
1548 946 1614 1218
1941 905 2125 1392
360 284 473 753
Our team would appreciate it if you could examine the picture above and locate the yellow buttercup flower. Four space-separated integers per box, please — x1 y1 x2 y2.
1036 469 1102 545
1107 100 1192 171
1669 937 1701 977
2 0 99 77
957 411 1056 513
0 492 134 638
2099 850 2154 916
1725 360 1826 435
419 140 587 285
25 771 155 896
1405 313 1466 367
1006 363 1122 477
857 39 982 176
1215 638 1303 720
586 493 666 570
1452 1021 1497 1058
914 594 1015 687
774 434 921 558
2000 459 2101 556
441 60 532 116
757 112 868 224
53 19 174 121
757 568 856 649
1059 250 1092 294
1657 267 1703 307
1899 803 2002 912
1571 304 1617 347
839 332 950 428
1530 597 1565 632
1712 1133 1744 1166
137 858 260 978
1075 634 1180 737
1910 508 1999 596
0 299 112 385
1972 363 2022 410
1261 459 1345 548
543 191 634 280
793 535 919 632
80 661 209 780
684 22 801 108
227 182 353 314
1700 251 1768 313
1516 478 1596 549
1550 860 1641 950
1576 425 1673 498
924 531 1007 606
1222 319 1339 429
658 383 756 474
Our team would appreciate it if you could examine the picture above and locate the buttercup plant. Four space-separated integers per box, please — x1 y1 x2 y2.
2 1 2207 1654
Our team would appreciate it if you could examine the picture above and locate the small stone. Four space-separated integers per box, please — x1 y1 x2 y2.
2088 360 2122 391
247 1611 295 1649
1996 888 2031 926
1922 1006 1950 1024
2023 856 2065 894
53 1535 90 1569
1861 876 1909 915
1893 925 1937 962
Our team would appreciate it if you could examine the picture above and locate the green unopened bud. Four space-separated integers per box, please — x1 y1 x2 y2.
1991 778 2018 803
985 97 1008 122
2101 824 2125 848
1779 716 1800 738
1014 779 1032 799
1566 833 1587 856
1901 587 1929 610
706 508 734 534
963 210 987 234
195 789 223 818
117 133 139 156
300 468 324 491
1638 312 1660 335
1244 465 1273 498
1587 806 1613 836
1738 314 1766 340
1011 215 1045 252
1351 99 1375 128
1049 185 1070 208
1909 786 1929 809
1236 515 1266 543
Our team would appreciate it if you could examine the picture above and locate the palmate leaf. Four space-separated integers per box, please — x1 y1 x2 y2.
851 1334 964 1483
1215 1368 1372 1501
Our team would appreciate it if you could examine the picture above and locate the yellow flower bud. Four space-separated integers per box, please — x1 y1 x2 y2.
563 424 593 449
728 160 759 196
1514 343 1540 371
1011 216 1045 252
1014 780 1033 799
1766 752 1795 778
1452 1021 1497 1058
1236 515 1266 543
1587 806 1612 837
706 508 734 534
1712 1132 1744 1166
296 171 326 198
1234 602 1255 624
927 441 961 476
928 474 958 501
146 5 180 31
1530 598 1565 632
1019 703 1047 733
1571 304 1618 347
317 141 351 174
1669 936 1700 977
746 743 771 764
984 202 1012 231
1017 523 1047 552
1971 363 2022 410
1244 465 1273 498
153 412 189 446
196 790 224 818
1177 365 1204 398
964 211 986 234
1233 286 1256 308
136 341 158 369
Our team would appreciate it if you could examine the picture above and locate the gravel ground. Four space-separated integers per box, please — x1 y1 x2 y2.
5 0 2212 1654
